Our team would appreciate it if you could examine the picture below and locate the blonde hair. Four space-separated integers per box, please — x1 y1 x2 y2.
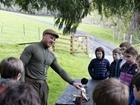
92 78 129 105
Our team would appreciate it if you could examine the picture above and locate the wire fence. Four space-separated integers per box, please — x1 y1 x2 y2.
0 23 44 44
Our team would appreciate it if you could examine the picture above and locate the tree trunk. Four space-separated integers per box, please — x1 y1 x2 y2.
126 11 140 41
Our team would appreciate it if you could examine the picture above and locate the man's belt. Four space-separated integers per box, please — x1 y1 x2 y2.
25 77 45 84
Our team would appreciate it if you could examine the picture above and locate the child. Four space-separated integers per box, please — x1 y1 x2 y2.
136 55 140 71
131 72 140 105
92 78 129 105
120 47 138 86
88 47 110 80
109 48 122 78
0 57 24 93
0 82 41 105
128 55 140 105
119 41 131 68
119 47 138 105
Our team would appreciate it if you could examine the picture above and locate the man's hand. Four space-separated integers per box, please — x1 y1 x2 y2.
73 82 83 89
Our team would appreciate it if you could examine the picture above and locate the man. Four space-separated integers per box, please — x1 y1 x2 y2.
20 29 82 105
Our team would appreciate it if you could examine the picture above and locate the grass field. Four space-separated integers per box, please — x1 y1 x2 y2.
0 10 136 105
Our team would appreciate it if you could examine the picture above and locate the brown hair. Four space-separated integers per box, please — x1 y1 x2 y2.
124 47 138 56
119 42 131 48
95 47 105 58
132 72 140 91
113 48 121 55
136 55 140 71
0 82 41 105
92 78 129 105
0 57 23 78
136 54 140 62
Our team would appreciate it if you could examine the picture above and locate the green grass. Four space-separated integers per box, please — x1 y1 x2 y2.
78 23 119 46
0 10 91 105
1 10 140 105
48 51 90 104
0 43 90 105
0 44 25 60
0 10 61 44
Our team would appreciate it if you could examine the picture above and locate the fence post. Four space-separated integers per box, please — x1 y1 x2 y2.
130 34 132 44
23 24 25 36
123 33 125 42
119 29 122 41
38 27 40 40
112 30 114 40
86 35 89 55
1 23 3 33
118 34 120 42
70 35 74 54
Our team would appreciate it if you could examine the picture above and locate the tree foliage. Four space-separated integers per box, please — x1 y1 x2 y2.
1 0 140 34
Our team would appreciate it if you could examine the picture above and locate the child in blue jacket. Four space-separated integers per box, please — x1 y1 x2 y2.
109 48 122 78
88 47 110 80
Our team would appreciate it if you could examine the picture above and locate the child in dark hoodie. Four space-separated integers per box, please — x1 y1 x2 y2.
88 47 110 80
0 57 24 93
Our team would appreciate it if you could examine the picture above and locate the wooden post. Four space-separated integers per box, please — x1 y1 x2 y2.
123 33 125 42
70 35 74 54
1 23 3 33
130 34 132 44
86 35 89 55
23 24 25 36
119 29 122 41
38 27 40 40
118 34 120 42
113 30 115 40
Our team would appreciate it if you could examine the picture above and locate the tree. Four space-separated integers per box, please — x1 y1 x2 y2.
2 0 91 34
1 0 140 36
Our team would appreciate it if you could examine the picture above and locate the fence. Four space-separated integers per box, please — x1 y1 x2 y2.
17 34 89 55
0 21 89 55
53 35 70 53
113 29 133 43
70 35 89 54
113 28 140 45
0 23 47 44
53 34 89 55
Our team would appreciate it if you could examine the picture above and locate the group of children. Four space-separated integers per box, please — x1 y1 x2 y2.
1 41 140 105
89 41 140 105
88 42 134 80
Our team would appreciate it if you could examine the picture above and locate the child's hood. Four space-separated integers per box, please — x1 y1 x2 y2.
95 47 105 59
